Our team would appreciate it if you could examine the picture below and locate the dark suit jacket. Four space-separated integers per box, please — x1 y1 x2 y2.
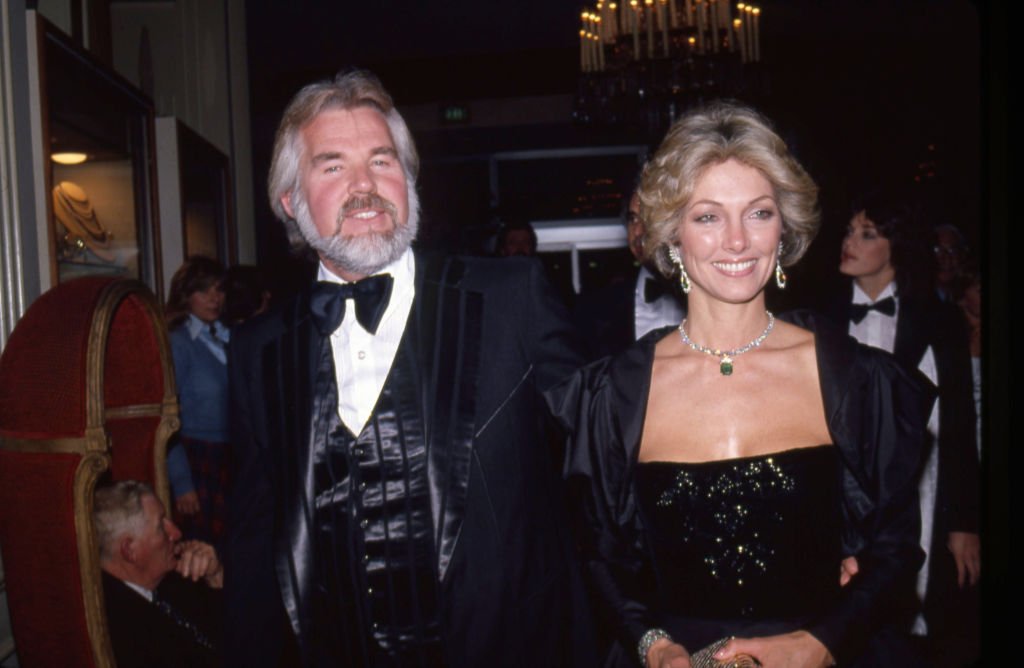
102 572 221 668
574 268 685 362
225 255 593 667
822 287 980 626
574 273 636 362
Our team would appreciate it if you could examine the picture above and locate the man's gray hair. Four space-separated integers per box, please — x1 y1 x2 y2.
93 480 153 562
267 69 420 250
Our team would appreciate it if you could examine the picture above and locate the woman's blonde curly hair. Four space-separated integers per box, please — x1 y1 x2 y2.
638 101 820 278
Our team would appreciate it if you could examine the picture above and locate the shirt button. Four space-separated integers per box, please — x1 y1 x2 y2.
363 554 371 564
353 448 363 457
357 350 366 360
358 482 367 492
367 587 374 595
360 519 369 529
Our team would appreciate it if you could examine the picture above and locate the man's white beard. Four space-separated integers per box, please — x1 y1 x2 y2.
293 185 419 277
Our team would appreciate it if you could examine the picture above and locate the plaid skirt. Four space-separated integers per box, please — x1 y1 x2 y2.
177 435 230 542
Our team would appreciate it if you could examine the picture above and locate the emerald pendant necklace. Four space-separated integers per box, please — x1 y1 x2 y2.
677 310 775 376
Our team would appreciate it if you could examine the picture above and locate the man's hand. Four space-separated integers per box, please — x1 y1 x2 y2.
175 540 224 589
715 630 833 668
175 491 200 516
948 531 981 588
839 556 859 587
647 637 691 668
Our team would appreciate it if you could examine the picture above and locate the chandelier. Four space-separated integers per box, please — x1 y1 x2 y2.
575 0 766 136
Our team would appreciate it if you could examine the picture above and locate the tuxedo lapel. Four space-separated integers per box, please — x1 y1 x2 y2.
893 297 929 368
406 255 483 583
263 293 322 640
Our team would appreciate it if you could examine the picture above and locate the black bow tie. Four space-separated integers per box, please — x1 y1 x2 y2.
849 296 896 324
310 274 394 335
644 277 669 303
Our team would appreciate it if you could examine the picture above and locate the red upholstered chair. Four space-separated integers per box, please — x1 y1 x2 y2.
0 277 179 668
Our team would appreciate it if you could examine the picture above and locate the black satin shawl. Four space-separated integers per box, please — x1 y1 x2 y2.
544 309 933 665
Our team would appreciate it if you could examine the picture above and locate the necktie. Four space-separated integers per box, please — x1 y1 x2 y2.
644 277 668 303
310 274 394 335
152 590 215 651
199 323 227 364
849 296 896 324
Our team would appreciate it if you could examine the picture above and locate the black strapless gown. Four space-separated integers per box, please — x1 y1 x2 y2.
634 445 843 655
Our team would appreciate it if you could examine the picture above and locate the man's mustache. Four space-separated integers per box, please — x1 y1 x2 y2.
339 194 399 219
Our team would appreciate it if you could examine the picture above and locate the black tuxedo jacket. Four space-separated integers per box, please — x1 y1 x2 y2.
573 272 636 362
574 268 686 362
102 572 221 668
225 254 593 666
822 287 979 629
823 288 979 536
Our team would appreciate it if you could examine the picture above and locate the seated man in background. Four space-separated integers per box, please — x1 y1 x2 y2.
93 480 223 668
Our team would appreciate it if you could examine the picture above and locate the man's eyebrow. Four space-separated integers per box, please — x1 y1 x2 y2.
311 151 343 165
370 146 398 158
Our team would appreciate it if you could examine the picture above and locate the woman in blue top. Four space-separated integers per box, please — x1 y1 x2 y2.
166 257 231 542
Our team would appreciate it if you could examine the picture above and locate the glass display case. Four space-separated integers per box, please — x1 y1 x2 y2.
35 15 161 292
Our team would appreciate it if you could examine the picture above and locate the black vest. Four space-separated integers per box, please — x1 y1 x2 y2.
310 334 444 667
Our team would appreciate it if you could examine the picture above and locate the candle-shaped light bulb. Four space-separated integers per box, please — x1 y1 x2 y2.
645 0 654 57
580 28 588 71
752 6 760 61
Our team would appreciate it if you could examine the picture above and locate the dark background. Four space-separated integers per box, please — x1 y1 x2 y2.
247 0 981 300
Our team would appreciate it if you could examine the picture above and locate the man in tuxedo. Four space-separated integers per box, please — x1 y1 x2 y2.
574 191 685 360
94 480 223 668
225 70 591 666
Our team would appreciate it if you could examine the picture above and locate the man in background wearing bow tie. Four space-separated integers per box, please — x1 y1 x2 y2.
224 69 592 667
574 190 686 361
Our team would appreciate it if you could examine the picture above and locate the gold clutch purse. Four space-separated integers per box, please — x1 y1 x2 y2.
689 637 761 668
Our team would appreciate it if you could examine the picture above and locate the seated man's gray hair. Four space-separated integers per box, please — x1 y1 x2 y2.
93 480 153 561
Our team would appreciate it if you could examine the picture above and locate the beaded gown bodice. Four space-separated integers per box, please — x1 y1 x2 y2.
635 445 843 627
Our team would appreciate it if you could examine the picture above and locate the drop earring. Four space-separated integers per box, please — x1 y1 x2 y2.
668 246 691 294
775 241 787 289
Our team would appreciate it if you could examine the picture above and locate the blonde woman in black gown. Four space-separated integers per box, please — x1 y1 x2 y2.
548 104 931 668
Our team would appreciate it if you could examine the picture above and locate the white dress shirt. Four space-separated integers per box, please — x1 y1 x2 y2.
123 579 154 602
848 280 939 634
318 249 416 435
634 266 685 340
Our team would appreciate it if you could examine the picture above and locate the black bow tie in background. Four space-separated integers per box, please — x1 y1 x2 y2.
849 296 896 324
310 274 394 335
644 277 668 303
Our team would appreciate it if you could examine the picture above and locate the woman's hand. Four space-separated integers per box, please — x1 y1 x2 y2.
175 491 200 516
647 637 692 668
715 631 832 668
948 531 981 587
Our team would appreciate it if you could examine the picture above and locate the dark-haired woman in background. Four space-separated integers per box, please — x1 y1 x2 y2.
831 192 980 663
166 256 231 542
548 104 931 668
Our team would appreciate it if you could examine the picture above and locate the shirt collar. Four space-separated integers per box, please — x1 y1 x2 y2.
317 248 415 294
122 579 154 602
851 280 897 305
635 265 654 289
185 313 229 343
